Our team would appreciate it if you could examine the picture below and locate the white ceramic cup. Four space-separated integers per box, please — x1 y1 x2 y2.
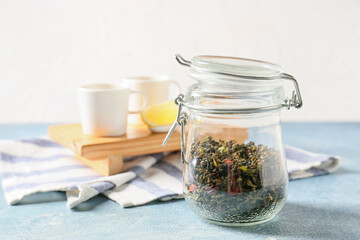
78 83 146 136
122 75 181 124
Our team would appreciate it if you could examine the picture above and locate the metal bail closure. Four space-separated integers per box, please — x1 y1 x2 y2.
162 94 188 164
281 73 303 110
175 54 191 67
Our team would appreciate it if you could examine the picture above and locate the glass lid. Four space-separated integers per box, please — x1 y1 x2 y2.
191 55 283 79
174 54 303 113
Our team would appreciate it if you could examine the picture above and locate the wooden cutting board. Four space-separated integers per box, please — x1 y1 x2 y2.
48 123 181 176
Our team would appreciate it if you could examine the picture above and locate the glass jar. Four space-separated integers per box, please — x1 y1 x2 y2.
163 54 303 226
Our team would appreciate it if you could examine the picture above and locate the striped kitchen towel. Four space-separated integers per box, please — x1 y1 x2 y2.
0 138 339 208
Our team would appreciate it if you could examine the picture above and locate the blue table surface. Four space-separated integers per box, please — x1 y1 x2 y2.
0 123 359 240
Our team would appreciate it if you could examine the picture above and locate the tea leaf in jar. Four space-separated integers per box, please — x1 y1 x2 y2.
246 179 257 188
213 159 218 168
185 136 287 223
239 166 247 172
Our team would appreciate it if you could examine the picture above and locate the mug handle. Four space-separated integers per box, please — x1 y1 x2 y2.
128 90 147 114
169 80 181 96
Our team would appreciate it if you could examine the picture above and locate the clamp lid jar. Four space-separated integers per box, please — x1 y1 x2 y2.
163 54 303 226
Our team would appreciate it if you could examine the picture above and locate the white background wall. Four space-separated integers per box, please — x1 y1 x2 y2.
0 0 359 123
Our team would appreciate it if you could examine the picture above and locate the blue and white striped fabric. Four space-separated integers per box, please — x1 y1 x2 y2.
0 138 339 208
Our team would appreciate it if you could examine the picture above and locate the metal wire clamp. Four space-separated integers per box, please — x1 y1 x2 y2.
162 94 188 164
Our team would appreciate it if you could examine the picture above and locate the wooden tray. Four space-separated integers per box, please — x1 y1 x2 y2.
48 123 180 176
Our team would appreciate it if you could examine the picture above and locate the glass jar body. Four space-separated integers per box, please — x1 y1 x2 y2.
183 110 288 226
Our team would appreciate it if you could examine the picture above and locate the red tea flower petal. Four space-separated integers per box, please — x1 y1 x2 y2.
230 188 240 196
225 158 232 164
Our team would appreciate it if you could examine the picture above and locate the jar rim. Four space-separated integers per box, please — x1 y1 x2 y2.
182 101 284 114
182 83 285 114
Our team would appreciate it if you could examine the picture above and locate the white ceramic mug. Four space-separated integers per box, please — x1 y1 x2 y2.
78 83 146 136
122 75 181 124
